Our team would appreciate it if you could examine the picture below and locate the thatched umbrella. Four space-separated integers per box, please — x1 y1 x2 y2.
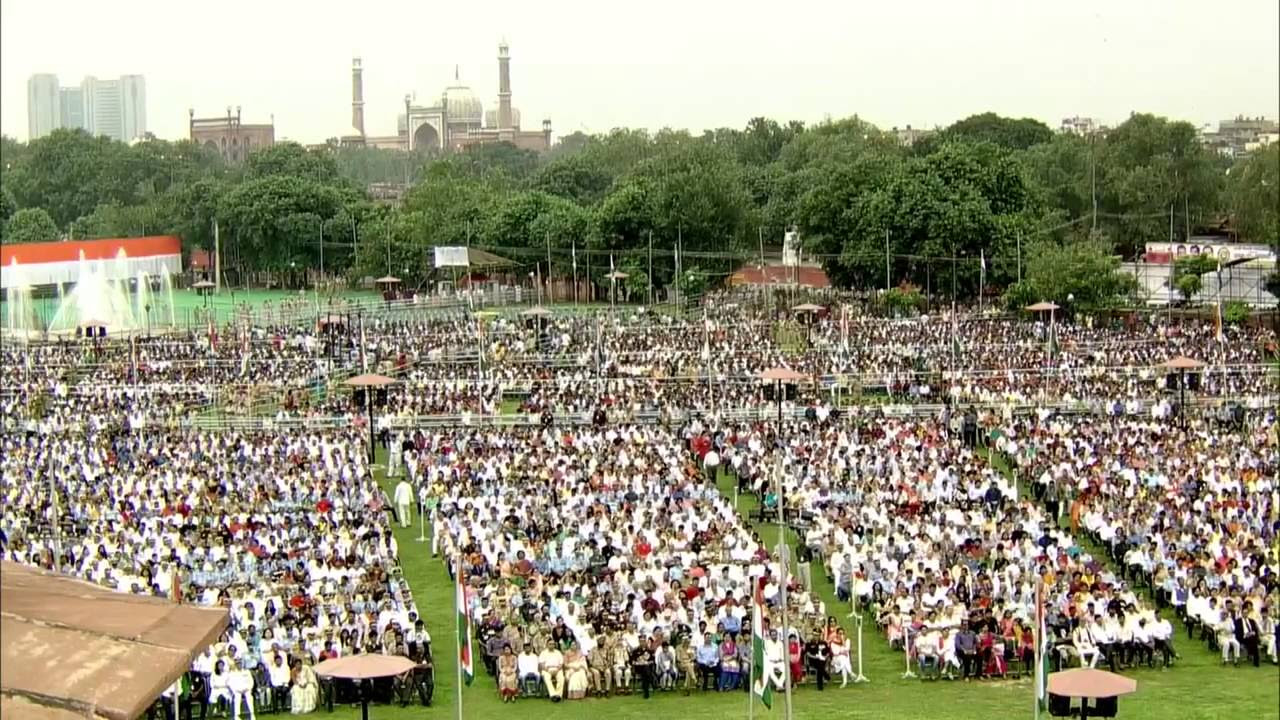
315 654 420 720
1046 667 1138 717
1156 356 1207 425
344 374 396 462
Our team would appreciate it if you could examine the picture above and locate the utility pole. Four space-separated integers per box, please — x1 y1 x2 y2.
1016 228 1023 284
213 219 221 295
648 230 654 307
884 229 892 290
675 226 683 314
1090 133 1098 232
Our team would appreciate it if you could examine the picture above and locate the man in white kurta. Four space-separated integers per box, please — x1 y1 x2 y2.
393 478 414 528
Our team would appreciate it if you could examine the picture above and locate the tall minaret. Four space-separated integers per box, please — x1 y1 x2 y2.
497 41 513 136
351 57 365 138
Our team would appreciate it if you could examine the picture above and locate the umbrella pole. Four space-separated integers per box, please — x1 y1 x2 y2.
361 683 369 720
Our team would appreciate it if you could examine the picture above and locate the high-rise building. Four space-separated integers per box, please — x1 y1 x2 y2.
59 86 86 131
27 74 61 138
24 73 147 141
119 75 147 142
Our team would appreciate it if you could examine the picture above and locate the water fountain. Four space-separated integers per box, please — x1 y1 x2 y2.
48 249 139 334
136 271 152 332
3 247 180 336
4 258 38 340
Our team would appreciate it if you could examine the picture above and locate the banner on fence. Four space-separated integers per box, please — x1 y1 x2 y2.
434 246 469 268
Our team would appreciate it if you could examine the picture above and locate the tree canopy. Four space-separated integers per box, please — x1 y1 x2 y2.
0 110 1265 307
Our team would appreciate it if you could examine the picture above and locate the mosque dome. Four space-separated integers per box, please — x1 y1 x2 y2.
443 79 483 126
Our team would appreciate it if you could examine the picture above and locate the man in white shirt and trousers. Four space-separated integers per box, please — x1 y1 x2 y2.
228 659 256 720
394 478 414 528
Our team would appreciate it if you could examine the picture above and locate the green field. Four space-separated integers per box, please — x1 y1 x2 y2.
358 452 1279 720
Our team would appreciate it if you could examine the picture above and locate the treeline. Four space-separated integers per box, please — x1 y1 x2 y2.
1 111 1276 307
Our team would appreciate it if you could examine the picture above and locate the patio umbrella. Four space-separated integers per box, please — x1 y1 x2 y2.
1155 356 1207 426
374 276 401 285
791 303 824 312
1025 301 1060 312
344 374 396 462
519 306 552 317
1047 668 1137 699
1156 355 1207 371
314 654 419 720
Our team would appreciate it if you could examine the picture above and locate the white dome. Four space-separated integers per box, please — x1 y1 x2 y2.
443 84 483 125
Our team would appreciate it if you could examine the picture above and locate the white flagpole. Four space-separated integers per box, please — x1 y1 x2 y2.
901 629 917 679
748 617 755 720
979 249 986 316
455 556 464 720
850 573 868 682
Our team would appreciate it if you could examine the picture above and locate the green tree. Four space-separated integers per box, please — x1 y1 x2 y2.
1096 114 1225 258
1004 235 1137 311
218 176 358 270
1227 144 1279 246
4 207 60 243
246 142 341 183
0 185 15 235
530 154 613 205
1172 253 1218 303
942 113 1054 150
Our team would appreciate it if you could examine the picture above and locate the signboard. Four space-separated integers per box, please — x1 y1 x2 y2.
433 246 469 268
1143 241 1275 266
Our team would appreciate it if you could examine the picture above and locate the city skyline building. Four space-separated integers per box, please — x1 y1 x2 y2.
24 72 147 141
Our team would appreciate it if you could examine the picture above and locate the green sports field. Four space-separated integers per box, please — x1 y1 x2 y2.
357 453 1279 720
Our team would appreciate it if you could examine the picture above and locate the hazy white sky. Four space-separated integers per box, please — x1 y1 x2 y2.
2 0 1277 143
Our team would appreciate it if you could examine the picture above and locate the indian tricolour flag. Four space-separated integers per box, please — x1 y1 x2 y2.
752 601 774 709
456 558 474 685
1035 582 1050 711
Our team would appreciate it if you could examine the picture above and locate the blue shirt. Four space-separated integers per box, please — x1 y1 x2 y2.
696 644 720 666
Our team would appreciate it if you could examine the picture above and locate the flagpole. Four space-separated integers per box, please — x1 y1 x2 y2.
572 238 579 308
979 249 985 316
775 454 794 720
455 555 464 720
748 623 755 720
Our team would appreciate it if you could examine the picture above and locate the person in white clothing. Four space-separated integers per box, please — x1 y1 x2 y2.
1072 624 1100 668
829 628 853 686
266 652 292 711
1216 615 1241 665
393 478 414 528
1258 607 1277 664
227 659 256 720
208 660 232 710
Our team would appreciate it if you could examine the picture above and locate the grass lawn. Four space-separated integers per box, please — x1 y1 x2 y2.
351 450 1279 720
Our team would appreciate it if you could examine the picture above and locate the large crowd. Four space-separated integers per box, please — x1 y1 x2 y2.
0 293 1276 717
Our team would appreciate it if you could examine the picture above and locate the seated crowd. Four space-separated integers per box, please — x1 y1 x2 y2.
0 299 1275 717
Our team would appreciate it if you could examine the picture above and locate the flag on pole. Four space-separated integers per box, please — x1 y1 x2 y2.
950 309 962 358
751 601 774 709
701 307 711 361
456 558 474 686
571 239 578 275
1035 581 1049 712
360 314 368 372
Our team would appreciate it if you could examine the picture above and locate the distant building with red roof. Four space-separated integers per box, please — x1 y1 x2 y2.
728 262 831 289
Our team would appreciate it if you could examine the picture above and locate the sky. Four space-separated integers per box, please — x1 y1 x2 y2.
2 0 1277 144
